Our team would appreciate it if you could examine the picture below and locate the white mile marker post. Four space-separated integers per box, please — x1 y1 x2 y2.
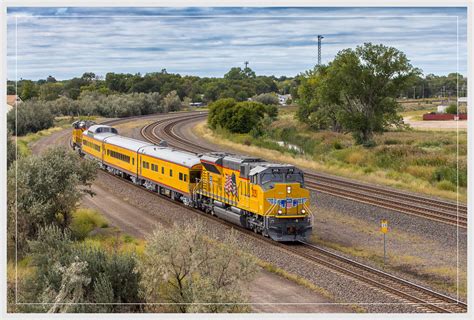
380 219 388 267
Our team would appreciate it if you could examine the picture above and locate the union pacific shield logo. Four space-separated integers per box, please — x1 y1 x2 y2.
268 198 307 208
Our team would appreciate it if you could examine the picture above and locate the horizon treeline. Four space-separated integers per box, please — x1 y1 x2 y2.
7 67 468 104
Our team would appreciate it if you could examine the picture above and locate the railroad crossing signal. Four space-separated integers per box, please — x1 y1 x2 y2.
381 219 388 234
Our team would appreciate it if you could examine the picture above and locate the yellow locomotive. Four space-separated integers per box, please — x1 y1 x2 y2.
73 123 312 241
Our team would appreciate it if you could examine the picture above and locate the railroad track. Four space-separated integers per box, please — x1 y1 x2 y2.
78 120 467 312
140 113 467 229
108 171 467 313
293 241 467 313
68 112 467 313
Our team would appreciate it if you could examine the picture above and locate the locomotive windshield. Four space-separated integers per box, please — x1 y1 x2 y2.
258 167 304 189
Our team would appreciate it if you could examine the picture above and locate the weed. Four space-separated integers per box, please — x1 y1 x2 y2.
436 180 457 192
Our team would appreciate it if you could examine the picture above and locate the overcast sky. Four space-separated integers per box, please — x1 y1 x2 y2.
7 7 467 80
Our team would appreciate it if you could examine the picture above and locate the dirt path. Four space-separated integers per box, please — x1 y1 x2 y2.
30 116 351 313
404 116 467 130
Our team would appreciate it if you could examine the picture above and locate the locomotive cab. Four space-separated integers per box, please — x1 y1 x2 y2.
71 120 96 149
250 165 312 241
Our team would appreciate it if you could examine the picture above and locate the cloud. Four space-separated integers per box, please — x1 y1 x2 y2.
6 7 467 80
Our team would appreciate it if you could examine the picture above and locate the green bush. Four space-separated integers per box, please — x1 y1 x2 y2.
7 147 98 257
208 99 271 134
432 166 466 187
70 209 109 240
25 225 143 313
436 180 457 192
7 100 54 136
445 103 457 115
332 140 343 150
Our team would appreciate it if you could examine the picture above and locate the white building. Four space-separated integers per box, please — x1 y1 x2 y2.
277 94 292 105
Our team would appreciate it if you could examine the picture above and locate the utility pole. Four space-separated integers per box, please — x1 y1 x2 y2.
317 35 324 66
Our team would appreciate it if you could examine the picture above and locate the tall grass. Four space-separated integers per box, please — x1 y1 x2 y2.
195 119 466 202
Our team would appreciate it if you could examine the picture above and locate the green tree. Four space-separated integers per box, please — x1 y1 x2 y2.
253 92 279 105
162 90 182 112
19 80 39 100
7 147 97 256
299 43 420 145
140 222 257 313
7 100 55 135
39 82 64 101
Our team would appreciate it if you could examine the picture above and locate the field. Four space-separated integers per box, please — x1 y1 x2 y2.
195 106 466 202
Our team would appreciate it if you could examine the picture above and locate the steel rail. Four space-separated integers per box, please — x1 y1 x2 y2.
140 114 467 229
69 112 467 313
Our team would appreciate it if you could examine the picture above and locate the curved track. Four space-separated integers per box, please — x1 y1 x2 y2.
136 112 467 313
61 112 468 313
141 113 467 229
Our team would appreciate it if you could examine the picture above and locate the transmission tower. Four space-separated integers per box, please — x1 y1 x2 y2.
317 35 324 66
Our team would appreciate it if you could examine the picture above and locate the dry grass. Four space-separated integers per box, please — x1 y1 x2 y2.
194 121 466 202
15 126 65 156
312 207 466 299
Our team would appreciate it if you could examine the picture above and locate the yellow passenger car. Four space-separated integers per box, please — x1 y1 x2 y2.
138 146 202 199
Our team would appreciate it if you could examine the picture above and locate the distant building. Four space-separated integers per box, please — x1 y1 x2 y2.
437 105 448 113
277 94 292 105
6 94 22 113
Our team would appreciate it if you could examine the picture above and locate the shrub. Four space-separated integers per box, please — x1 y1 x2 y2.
208 99 270 134
445 103 457 115
253 92 279 105
332 140 343 150
140 222 257 313
7 147 97 257
70 209 109 240
432 166 466 187
436 180 457 192
26 225 143 313
7 100 55 136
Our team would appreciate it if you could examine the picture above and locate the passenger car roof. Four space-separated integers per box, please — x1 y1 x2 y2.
140 146 201 168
